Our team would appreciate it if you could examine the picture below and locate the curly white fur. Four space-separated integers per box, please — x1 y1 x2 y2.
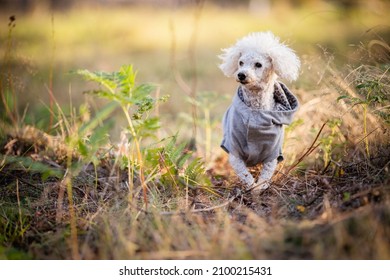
219 32 300 193
219 31 300 82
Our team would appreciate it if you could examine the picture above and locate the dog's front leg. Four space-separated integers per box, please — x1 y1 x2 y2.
253 158 277 191
229 153 254 187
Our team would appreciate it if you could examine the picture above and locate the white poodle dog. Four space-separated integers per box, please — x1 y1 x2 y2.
219 31 300 193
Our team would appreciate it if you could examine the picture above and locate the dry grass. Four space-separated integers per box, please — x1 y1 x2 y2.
1 79 389 259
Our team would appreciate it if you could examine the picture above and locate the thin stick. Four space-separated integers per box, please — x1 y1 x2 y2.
48 14 56 131
16 179 23 236
285 121 328 175
160 195 236 216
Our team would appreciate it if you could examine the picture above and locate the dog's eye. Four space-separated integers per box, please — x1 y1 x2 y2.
239 61 244 66
255 62 262 68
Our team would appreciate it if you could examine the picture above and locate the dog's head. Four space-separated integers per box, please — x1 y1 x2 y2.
219 32 300 89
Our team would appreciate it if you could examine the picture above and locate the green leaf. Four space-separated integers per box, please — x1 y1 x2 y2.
75 69 117 93
132 84 156 97
78 140 88 157
337 95 349 102
118 65 137 93
184 157 205 183
133 117 160 138
78 101 118 136
1 155 64 179
176 153 191 169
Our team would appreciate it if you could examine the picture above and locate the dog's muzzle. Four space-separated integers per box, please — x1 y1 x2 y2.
237 72 247 83
237 72 246 82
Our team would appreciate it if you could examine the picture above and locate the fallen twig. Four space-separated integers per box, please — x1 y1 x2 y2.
285 121 328 175
160 194 237 216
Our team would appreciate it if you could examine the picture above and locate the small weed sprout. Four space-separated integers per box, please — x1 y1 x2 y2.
318 119 343 169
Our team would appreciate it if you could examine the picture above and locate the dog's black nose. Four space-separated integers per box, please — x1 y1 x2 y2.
237 72 246 81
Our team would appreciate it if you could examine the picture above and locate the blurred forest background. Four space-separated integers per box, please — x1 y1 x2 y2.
0 0 390 260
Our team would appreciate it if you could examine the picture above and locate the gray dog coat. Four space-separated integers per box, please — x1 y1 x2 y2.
221 82 299 167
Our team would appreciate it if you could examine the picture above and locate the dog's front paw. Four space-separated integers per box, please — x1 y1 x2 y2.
249 179 270 195
240 174 255 189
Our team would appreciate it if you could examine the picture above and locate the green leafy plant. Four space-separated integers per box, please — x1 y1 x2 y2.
145 135 213 195
76 65 170 203
77 65 213 200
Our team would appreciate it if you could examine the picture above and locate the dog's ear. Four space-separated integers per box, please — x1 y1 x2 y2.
218 47 241 77
268 44 300 82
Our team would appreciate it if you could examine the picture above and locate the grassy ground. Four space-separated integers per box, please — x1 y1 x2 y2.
0 2 390 259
